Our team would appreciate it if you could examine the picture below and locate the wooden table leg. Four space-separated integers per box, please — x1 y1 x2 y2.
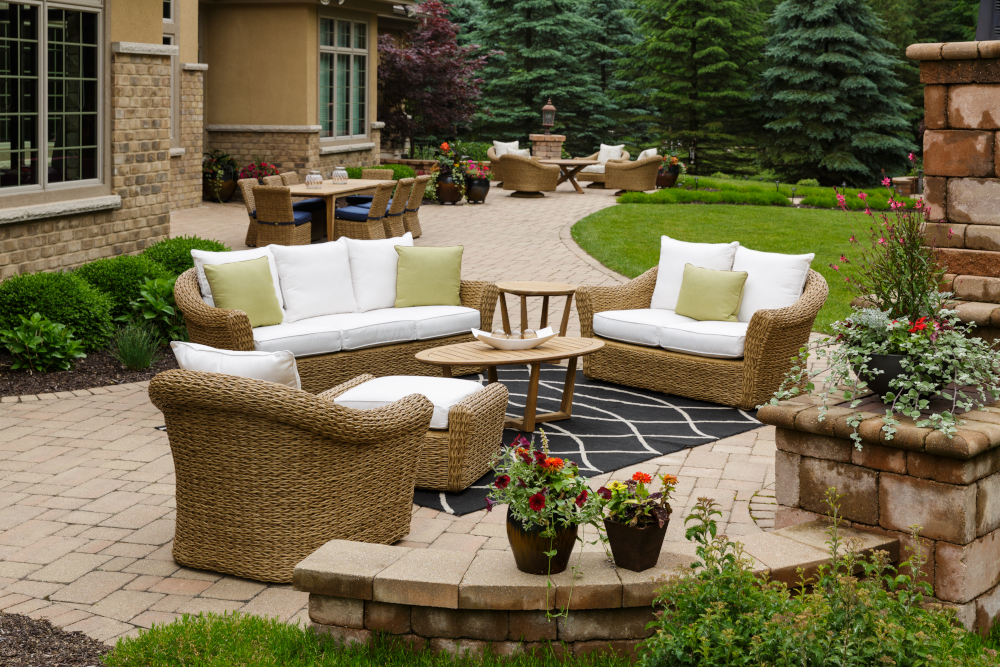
487 366 498 384
540 295 549 330
326 194 335 241
440 366 452 378
499 293 511 335
559 357 579 416
563 165 586 194
519 296 528 333
560 294 574 336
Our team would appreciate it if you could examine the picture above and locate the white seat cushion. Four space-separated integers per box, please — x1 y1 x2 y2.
732 247 814 323
334 376 484 429
192 247 285 311
270 240 358 322
253 315 346 357
396 305 481 340
593 309 695 348
597 143 624 164
345 233 413 312
649 236 740 311
581 165 605 174
170 341 301 389
659 321 749 359
492 140 519 157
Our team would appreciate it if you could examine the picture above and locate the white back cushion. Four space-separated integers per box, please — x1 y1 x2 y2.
650 237 740 311
345 232 413 311
270 239 358 322
510 148 531 157
638 148 659 160
493 140 519 157
192 247 284 311
597 144 624 164
333 375 483 429
732 247 814 322
170 341 301 389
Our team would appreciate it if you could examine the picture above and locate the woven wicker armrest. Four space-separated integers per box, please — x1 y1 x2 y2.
174 268 255 351
460 280 499 332
317 374 377 400
607 155 659 173
576 267 658 337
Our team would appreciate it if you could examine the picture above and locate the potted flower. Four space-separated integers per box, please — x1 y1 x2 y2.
769 158 1000 444
433 142 465 205
238 160 280 185
465 160 491 204
486 433 601 575
202 150 239 202
598 472 677 572
657 153 686 189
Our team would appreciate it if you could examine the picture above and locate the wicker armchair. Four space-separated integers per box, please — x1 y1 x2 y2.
173 268 499 392
251 185 312 246
499 154 560 198
280 172 327 242
334 181 395 240
404 175 431 238
486 147 506 185
576 268 828 410
606 154 661 194
238 178 260 247
385 178 413 238
576 151 631 188
148 369 433 583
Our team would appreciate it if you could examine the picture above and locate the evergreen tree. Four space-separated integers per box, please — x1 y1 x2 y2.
759 0 913 185
617 0 767 175
447 0 484 44
915 0 978 43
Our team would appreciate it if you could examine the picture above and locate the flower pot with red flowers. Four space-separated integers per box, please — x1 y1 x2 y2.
597 472 677 572
465 160 492 204
486 432 601 576
238 160 281 185
656 154 686 189
433 142 465 205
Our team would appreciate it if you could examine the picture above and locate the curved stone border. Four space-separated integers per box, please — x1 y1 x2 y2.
292 521 896 658
558 216 629 284
0 380 148 404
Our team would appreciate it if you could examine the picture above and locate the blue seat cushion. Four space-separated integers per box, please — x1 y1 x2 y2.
259 210 312 226
334 205 373 222
345 195 373 206
358 199 391 210
250 210 256 219
292 198 326 213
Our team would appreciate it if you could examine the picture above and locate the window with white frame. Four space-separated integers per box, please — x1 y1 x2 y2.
0 1 100 191
319 18 367 139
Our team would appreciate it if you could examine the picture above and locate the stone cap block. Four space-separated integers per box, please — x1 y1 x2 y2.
776 520 900 562
374 549 475 609
550 552 623 610
907 43 943 61
459 550 553 610
293 540 409 599
618 550 693 607
943 42 982 60
528 134 566 142
907 41 1000 61
736 532 830 586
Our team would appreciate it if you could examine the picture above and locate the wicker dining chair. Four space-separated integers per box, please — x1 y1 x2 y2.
605 154 662 194
498 154 560 198
345 168 395 206
251 185 312 246
148 369 434 583
280 172 327 242
238 178 260 247
384 178 413 237
403 175 431 238
334 181 395 240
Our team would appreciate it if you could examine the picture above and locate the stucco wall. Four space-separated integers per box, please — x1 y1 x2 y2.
108 0 164 45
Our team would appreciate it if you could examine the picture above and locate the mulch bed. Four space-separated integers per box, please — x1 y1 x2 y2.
0 347 179 398
0 612 111 666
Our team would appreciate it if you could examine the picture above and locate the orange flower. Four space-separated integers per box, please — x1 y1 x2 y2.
632 471 652 484
441 142 450 152
541 457 564 472
661 474 679 486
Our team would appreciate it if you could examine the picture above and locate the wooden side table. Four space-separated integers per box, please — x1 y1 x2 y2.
496 281 577 337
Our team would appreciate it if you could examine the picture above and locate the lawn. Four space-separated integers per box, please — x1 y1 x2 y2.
571 204 859 334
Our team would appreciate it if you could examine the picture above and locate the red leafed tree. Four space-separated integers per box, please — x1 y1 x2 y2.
378 0 494 151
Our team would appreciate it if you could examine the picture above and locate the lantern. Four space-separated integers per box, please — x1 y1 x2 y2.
541 99 556 134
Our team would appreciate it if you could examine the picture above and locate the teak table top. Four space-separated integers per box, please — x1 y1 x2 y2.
286 179 388 196
495 281 577 296
415 337 604 367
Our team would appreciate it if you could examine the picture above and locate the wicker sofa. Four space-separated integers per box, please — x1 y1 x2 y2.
148 369 434 582
498 153 561 198
577 261 828 410
575 150 631 187
174 242 498 394
606 154 662 193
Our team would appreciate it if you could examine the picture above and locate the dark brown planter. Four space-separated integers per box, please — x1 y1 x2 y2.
466 178 490 204
855 353 944 401
436 174 463 205
657 171 678 189
203 177 237 203
506 515 578 575
603 517 669 572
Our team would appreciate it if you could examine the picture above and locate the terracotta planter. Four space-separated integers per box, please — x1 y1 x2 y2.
466 178 490 204
603 518 668 572
436 174 463 205
506 515 578 575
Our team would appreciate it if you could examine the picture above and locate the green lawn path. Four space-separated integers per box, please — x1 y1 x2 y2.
572 204 860 334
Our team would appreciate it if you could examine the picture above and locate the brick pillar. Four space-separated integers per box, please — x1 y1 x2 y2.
110 48 172 251
529 134 565 160
171 64 206 210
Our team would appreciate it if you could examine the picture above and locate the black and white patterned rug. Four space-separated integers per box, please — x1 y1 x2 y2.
412 365 761 515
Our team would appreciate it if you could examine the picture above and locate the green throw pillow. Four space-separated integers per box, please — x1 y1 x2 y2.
203 257 283 328
395 246 463 308
674 263 748 322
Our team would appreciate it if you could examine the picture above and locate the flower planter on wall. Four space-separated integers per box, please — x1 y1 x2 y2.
506 515 577 575
466 178 490 204
435 174 462 205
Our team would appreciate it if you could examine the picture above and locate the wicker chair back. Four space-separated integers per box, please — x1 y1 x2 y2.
362 168 394 180
385 178 413 237
252 185 295 224
403 175 430 238
238 178 260 247
280 172 301 186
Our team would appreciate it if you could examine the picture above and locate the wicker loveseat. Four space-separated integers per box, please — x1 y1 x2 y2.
577 262 828 410
498 153 561 198
575 150 631 187
149 369 434 582
606 154 661 193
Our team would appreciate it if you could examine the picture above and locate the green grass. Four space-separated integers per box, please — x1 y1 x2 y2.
571 204 859 334
103 612 632 667
619 187 790 206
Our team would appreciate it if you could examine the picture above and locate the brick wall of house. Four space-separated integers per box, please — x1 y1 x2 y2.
170 67 206 210
206 130 320 176
318 127 381 172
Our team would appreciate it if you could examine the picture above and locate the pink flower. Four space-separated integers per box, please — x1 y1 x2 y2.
909 152 915 162
485 497 496 512
858 192 867 201
849 235 857 243
830 263 840 271
882 177 892 187
840 254 848 262
865 208 873 216
836 194 846 209
948 228 955 238
878 237 887 245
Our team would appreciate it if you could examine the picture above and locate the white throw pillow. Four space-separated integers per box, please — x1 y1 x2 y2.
509 148 531 158
270 239 358 323
344 232 414 312
638 148 659 160
493 140 519 157
597 144 625 164
170 341 301 389
333 375 483 429
732 247 815 322
192 247 285 311
649 236 740 311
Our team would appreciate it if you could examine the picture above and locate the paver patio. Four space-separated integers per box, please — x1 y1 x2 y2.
0 182 779 644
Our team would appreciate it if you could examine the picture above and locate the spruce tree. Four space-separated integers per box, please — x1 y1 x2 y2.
617 0 767 175
759 0 913 184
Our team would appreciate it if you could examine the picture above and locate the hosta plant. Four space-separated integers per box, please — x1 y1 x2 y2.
122 277 188 343
0 312 87 373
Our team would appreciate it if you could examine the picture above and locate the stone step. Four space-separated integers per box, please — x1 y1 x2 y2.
925 222 1000 252
936 248 1000 278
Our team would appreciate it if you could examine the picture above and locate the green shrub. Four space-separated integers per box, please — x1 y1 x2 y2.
109 322 162 371
74 255 172 320
142 235 230 276
0 271 113 351
710 171 731 179
130 277 188 343
452 141 491 162
796 178 820 187
345 164 417 180
619 188 790 206
800 191 892 210
0 312 87 372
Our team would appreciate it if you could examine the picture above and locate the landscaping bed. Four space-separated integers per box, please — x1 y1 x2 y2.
0 612 110 667
0 347 178 398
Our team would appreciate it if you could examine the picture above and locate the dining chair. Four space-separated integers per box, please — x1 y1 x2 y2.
384 178 413 238
238 178 260 247
333 182 395 240
280 172 327 242
252 185 312 246
403 175 431 238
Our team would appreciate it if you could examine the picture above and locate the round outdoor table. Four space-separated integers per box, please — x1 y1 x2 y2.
496 281 577 337
415 337 605 432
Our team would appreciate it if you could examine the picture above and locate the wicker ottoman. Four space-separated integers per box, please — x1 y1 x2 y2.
322 374 508 492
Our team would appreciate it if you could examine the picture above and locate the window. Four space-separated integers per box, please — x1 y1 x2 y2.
319 18 367 139
0 2 100 191
163 0 172 22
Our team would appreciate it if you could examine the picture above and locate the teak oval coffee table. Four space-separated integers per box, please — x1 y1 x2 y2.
415 337 604 432
496 281 577 337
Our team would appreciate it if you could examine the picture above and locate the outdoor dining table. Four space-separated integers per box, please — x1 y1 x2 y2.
538 158 599 194
287 178 389 241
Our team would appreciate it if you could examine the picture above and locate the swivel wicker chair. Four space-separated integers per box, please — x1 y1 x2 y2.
605 155 661 195
498 153 560 198
148 369 434 582
486 146 506 186
251 185 311 246
404 175 431 238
